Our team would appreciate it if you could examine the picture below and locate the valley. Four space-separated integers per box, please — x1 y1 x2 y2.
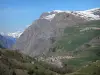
0 8 100 75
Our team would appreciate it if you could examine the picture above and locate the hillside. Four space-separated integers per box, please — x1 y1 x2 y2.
0 47 100 75
46 20 100 69
0 48 58 75
51 20 100 53
66 60 100 75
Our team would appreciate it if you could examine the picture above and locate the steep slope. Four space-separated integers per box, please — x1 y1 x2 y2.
14 8 100 57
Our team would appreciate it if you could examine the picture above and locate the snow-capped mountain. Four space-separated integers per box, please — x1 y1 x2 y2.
1 31 22 38
13 8 100 57
0 31 22 49
40 8 100 21
7 31 22 38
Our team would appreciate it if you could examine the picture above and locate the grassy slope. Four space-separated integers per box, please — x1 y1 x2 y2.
0 48 100 75
0 49 57 75
48 20 100 75
53 20 100 52
62 46 100 69
66 60 100 75
60 20 100 69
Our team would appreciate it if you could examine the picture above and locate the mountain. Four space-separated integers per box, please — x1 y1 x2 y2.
7 31 22 38
13 8 100 57
0 34 16 49
41 8 100 21
1 8 100 75
0 31 22 49
1 31 22 38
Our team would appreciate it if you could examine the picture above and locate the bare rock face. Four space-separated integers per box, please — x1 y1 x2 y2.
13 9 100 57
14 19 54 56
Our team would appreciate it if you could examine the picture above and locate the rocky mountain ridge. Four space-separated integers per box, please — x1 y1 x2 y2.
14 8 100 57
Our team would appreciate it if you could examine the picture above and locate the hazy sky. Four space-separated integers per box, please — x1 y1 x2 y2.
0 0 100 33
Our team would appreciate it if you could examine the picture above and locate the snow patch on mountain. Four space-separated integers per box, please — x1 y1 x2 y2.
41 8 100 21
85 8 100 12
7 31 22 38
0 31 22 38
75 11 100 20
41 10 72 21
52 10 65 13
43 14 55 20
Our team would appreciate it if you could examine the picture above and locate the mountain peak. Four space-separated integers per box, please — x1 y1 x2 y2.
40 8 100 21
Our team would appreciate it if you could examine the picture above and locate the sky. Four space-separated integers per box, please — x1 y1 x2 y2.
0 0 100 33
